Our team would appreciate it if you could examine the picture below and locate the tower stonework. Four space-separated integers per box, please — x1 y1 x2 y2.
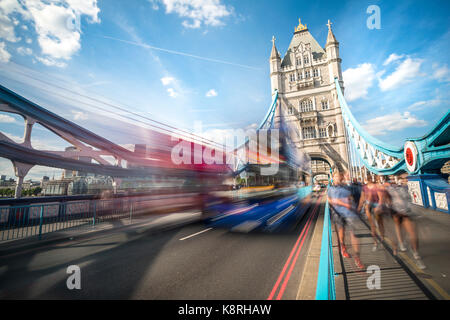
270 19 349 178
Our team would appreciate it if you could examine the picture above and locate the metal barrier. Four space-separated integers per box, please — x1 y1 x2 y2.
0 193 199 241
0 199 128 241
315 199 336 300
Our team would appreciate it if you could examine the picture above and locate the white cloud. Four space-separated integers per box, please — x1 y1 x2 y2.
182 19 201 29
161 76 175 86
0 41 11 62
0 13 21 42
0 0 29 17
407 101 426 111
0 158 63 180
167 88 178 98
71 110 88 120
205 89 218 97
0 114 16 123
3 131 66 151
407 99 445 111
342 63 375 101
28 3 80 59
378 58 423 91
0 0 100 66
35 56 67 68
154 0 233 29
363 111 427 136
17 46 32 55
431 63 450 82
383 53 405 66
2 131 23 143
161 77 183 98
202 127 241 149
0 0 28 43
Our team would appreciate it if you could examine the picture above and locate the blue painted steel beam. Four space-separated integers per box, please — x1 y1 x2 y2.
335 79 404 158
0 84 140 160
316 199 335 300
0 140 222 178
335 78 449 175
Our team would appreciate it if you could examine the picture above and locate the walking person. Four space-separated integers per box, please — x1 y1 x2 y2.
387 173 426 269
328 171 364 269
357 175 380 251
374 175 393 246
373 175 405 253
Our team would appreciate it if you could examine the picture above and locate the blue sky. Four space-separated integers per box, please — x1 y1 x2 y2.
0 0 449 180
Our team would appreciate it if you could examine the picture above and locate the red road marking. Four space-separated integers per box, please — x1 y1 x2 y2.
267 192 323 300
275 198 321 299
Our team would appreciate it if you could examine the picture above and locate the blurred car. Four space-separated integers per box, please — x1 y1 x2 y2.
313 184 321 192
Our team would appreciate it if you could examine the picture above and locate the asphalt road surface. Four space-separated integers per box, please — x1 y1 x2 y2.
0 194 324 300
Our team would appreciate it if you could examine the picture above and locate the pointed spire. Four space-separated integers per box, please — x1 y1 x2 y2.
326 19 338 46
270 35 280 60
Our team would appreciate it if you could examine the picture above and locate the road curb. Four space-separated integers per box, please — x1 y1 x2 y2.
296 197 324 300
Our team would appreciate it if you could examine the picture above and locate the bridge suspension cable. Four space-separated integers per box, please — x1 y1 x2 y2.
335 78 406 176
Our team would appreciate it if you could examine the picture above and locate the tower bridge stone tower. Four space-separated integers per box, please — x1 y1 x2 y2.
270 19 349 178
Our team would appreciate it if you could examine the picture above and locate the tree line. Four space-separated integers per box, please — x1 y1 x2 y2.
0 187 42 197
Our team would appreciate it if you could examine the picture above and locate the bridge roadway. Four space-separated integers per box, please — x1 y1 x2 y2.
1 190 448 300
0 193 323 299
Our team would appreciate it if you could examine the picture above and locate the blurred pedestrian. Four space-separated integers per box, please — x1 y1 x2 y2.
350 177 362 210
328 171 364 269
387 173 426 269
357 175 380 251
373 175 402 252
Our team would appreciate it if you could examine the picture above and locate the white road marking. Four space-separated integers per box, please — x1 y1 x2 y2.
179 228 213 241
231 221 261 233
267 205 296 225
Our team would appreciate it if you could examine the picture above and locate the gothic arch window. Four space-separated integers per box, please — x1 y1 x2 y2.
305 70 310 78
327 123 336 137
288 106 293 115
313 69 319 77
321 99 329 110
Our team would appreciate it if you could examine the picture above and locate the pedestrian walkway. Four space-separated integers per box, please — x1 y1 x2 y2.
333 206 450 300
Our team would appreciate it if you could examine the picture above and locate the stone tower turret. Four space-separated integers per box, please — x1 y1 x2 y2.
325 20 343 88
269 36 282 93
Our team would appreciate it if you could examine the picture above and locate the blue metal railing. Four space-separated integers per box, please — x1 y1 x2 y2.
0 199 132 241
0 193 199 241
315 199 336 300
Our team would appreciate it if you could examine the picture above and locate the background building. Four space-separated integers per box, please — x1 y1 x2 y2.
270 19 349 180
